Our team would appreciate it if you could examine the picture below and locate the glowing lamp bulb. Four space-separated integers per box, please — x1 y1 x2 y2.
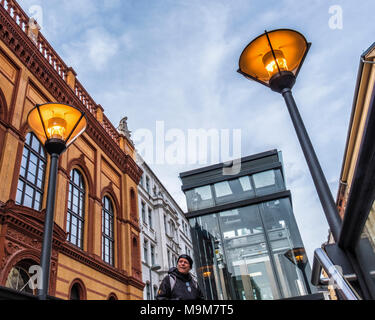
262 50 288 77
295 255 304 262
47 117 67 140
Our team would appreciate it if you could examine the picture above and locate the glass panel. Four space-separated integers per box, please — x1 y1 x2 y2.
17 133 46 210
214 178 255 205
185 185 214 211
219 205 280 300
26 163 37 184
31 135 40 152
16 181 24 205
189 214 223 300
260 199 311 298
29 153 38 166
253 170 275 188
239 176 252 191
20 155 27 177
214 181 232 198
253 170 282 197
24 186 33 208
356 201 375 292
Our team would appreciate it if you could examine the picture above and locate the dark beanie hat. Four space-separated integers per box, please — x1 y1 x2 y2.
178 254 193 268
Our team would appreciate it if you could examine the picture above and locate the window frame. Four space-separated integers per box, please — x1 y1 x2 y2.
66 169 86 249
16 133 47 211
102 196 115 266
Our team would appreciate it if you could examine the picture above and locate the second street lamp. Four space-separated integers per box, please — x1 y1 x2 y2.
27 103 87 300
238 29 342 242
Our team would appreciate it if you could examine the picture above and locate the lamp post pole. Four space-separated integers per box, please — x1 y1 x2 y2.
281 88 342 242
39 152 61 300
27 102 87 300
238 29 343 243
149 267 153 300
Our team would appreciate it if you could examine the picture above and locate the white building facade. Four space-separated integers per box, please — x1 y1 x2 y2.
137 157 196 300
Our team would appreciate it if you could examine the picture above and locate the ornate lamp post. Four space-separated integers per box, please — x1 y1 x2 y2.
27 103 87 300
238 29 342 242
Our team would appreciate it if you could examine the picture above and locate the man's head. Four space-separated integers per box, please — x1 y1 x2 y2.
177 254 193 274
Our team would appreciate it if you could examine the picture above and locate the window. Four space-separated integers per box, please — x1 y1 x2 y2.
16 133 46 210
214 181 232 197
130 189 137 219
253 170 276 188
169 221 175 238
239 176 252 191
148 208 153 229
151 245 155 265
70 283 84 300
67 169 85 248
164 215 168 233
213 177 255 205
102 196 114 266
146 177 150 193
185 185 214 211
141 202 146 224
144 240 149 264
140 174 144 187
5 260 37 295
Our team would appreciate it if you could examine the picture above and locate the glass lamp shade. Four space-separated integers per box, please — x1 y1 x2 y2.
238 29 310 87
284 247 308 266
27 103 87 147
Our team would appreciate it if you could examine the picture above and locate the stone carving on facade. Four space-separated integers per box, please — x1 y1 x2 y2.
117 117 133 142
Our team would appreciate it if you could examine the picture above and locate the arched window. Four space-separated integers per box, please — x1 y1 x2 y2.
69 280 86 300
16 133 47 210
102 196 114 266
5 259 38 295
67 169 85 248
130 188 136 219
108 293 118 300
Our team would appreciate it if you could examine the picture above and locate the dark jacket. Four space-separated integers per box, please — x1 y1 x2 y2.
156 267 205 300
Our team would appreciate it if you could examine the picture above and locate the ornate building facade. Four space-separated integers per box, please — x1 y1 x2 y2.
0 0 144 299
137 156 195 300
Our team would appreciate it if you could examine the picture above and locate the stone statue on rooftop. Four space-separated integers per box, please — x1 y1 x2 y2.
117 117 132 141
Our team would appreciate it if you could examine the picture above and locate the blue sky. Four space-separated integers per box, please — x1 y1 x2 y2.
17 0 375 264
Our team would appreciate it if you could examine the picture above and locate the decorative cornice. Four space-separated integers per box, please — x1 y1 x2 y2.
0 200 67 247
0 201 144 291
117 217 140 233
0 5 143 185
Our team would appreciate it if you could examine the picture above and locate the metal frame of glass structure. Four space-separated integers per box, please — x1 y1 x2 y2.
180 150 314 300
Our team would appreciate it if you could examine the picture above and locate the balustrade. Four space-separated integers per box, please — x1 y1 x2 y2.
1 0 123 147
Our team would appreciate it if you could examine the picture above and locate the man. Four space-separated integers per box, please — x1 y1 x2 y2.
156 254 204 300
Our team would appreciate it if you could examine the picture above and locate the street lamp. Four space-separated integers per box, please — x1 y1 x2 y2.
284 247 312 294
149 264 161 300
238 29 342 242
27 103 87 300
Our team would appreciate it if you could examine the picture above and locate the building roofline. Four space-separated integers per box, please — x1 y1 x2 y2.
179 149 278 179
136 154 186 215
337 42 375 202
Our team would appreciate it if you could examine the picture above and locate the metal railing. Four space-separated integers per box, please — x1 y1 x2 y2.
311 248 361 300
